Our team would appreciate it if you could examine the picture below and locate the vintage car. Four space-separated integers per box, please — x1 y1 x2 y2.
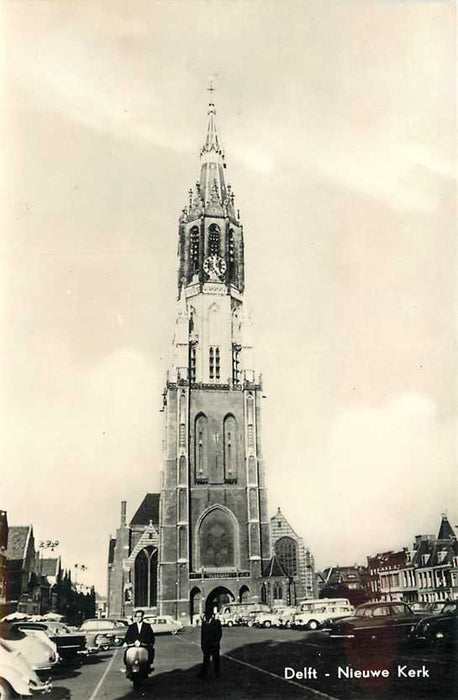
0 624 58 673
326 601 419 646
0 639 52 698
293 598 354 631
412 600 457 647
78 619 126 652
12 622 86 663
144 616 183 635
254 607 296 629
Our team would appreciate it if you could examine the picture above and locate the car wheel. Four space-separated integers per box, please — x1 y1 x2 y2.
227 621 233 627
172 629 178 635
247 620 254 627
285 621 291 629
0 680 13 700
307 620 319 631
263 621 271 628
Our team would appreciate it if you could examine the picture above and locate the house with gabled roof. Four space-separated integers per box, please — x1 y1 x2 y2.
107 495 160 618
5 524 40 614
406 514 458 604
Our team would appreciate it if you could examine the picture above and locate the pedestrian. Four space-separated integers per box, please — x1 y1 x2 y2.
124 609 155 669
198 610 222 679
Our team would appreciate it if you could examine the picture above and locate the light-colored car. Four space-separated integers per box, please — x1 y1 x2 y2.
78 619 126 652
255 606 297 629
144 616 183 635
0 624 58 673
293 598 354 631
0 639 52 697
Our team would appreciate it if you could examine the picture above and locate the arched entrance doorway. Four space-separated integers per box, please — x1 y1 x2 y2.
204 586 235 618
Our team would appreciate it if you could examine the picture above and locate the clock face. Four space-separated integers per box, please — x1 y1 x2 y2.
204 255 226 280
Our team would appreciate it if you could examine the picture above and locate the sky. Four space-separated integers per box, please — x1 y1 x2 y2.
1 0 456 595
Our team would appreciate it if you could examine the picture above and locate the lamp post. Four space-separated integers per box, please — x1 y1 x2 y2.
38 540 59 614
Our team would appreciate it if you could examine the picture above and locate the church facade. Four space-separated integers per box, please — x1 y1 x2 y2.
107 103 314 621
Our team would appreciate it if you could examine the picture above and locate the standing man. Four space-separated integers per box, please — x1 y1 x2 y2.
198 611 223 679
124 609 155 669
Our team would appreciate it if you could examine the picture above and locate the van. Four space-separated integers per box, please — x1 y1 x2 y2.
218 602 269 627
293 598 354 630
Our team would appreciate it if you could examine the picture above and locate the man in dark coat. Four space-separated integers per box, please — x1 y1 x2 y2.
198 611 223 678
124 610 155 667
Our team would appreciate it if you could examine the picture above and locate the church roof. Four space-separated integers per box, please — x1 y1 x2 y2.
263 554 288 578
437 515 456 540
6 525 32 561
130 493 160 527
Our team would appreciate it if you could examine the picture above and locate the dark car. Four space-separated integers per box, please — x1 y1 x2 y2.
13 621 86 663
327 601 419 646
412 600 457 647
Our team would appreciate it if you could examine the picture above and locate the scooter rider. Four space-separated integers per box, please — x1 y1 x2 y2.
124 610 155 669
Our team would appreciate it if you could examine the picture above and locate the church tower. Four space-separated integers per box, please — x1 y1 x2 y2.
159 102 270 621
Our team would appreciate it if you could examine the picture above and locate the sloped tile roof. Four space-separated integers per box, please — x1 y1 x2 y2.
130 493 160 527
438 515 456 541
6 526 31 561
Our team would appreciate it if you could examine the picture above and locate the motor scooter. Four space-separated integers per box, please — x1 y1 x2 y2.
124 641 153 688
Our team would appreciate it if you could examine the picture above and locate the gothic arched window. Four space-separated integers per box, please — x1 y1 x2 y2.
208 224 220 256
273 583 283 600
198 508 236 568
229 229 236 281
275 536 298 576
189 227 200 274
223 414 238 482
194 413 208 482
134 547 158 608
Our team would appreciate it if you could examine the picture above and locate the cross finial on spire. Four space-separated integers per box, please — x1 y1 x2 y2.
207 77 216 97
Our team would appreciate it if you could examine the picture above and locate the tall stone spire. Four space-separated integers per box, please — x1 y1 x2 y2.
199 102 227 206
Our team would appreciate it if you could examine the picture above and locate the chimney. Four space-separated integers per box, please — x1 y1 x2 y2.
120 501 127 527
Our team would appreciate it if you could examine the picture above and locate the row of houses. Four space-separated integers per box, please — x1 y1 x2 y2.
317 514 458 607
367 514 458 604
0 509 95 623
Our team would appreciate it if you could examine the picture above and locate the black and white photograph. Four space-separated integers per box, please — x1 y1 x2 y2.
1 1 456 698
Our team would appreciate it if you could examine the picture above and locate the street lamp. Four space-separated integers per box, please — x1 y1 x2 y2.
38 541 59 614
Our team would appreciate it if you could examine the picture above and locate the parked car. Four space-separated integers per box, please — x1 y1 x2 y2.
13 622 86 663
293 598 354 631
0 623 58 673
240 610 269 627
0 638 52 697
78 619 126 652
254 607 296 629
326 601 418 646
412 600 457 648
218 603 269 627
144 616 183 635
